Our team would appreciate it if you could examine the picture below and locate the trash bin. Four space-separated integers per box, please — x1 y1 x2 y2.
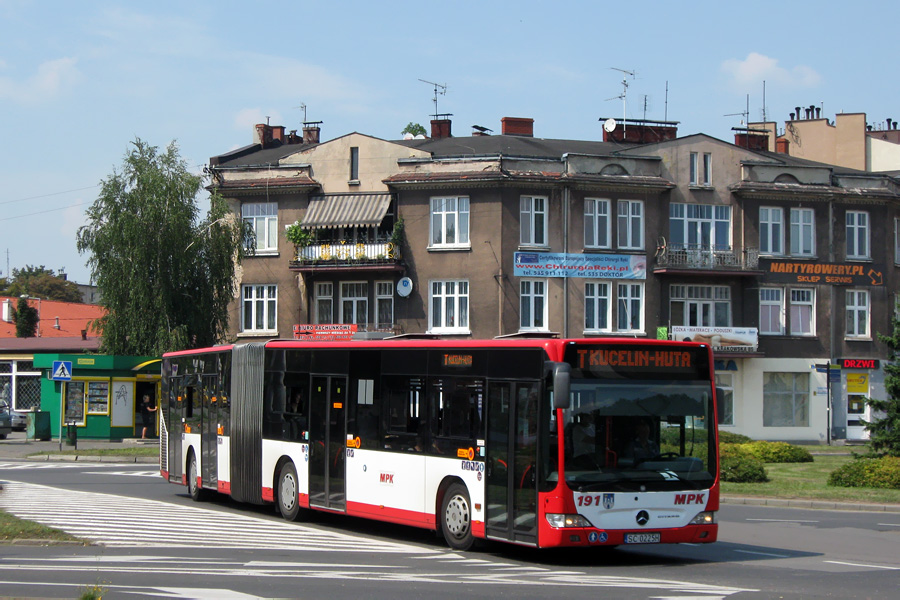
66 421 78 447
26 411 52 441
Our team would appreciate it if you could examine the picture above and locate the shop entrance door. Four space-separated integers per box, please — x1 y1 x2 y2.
846 371 870 441
308 376 347 511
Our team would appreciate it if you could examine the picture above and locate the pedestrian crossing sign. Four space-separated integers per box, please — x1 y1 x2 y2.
51 360 73 381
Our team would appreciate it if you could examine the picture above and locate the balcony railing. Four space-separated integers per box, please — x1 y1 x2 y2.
291 239 402 270
655 244 759 270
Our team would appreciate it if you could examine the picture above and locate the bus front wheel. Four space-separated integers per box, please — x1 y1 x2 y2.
277 462 303 521
440 483 474 551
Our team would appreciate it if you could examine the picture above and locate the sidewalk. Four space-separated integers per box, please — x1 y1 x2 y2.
0 430 158 463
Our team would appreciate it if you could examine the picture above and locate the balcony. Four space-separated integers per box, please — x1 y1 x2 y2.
654 244 760 274
289 239 403 273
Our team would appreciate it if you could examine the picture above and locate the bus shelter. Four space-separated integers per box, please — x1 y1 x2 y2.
33 354 161 440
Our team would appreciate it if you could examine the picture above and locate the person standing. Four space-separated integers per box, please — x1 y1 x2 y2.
140 394 157 439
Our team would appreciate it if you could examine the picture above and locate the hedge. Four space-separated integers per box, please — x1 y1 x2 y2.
828 456 900 489
719 444 768 483
738 441 814 463
718 430 753 444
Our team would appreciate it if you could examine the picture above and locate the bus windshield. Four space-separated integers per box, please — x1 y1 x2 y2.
561 378 716 493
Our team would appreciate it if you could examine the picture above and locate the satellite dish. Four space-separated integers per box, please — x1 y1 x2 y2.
397 277 414 298
603 118 617 133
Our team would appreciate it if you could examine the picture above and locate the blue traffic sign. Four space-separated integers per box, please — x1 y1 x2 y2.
51 361 73 381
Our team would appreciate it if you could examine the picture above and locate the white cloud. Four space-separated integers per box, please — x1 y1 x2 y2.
0 57 81 103
59 203 87 239
721 52 821 89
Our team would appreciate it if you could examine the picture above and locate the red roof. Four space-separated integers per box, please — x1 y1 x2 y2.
0 297 105 340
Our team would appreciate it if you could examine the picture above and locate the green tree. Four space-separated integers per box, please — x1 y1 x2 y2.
401 122 427 137
1 266 83 303
865 313 900 456
13 296 38 338
76 139 251 355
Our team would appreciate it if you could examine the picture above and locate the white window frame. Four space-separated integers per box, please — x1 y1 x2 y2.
669 203 731 250
846 210 870 259
584 282 611 333
340 281 368 327
375 281 394 330
241 284 277 333
617 200 644 250
790 208 815 256
617 282 644 332
520 279 548 331
759 288 784 335
846 289 870 339
430 196 470 248
520 196 547 247
242 202 278 254
759 207 784 255
671 285 731 328
789 288 815 336
315 282 333 324
763 372 809 427
429 280 469 333
689 152 698 185
584 198 611 249
702 152 712 186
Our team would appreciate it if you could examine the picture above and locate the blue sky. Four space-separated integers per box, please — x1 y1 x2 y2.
2 0 898 285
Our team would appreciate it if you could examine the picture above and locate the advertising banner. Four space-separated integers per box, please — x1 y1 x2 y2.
513 252 646 279
293 323 358 340
671 326 758 352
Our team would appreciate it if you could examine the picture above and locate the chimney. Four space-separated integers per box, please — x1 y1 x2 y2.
430 118 452 139
804 107 811 119
794 107 801 120
302 123 321 144
501 117 534 137
254 123 284 149
776 137 790 154
815 107 821 119
790 112 795 121
809 105 815 119
888 118 893 130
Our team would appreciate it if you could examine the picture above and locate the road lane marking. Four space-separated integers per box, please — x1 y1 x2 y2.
733 549 792 558
744 518 819 523
824 560 900 571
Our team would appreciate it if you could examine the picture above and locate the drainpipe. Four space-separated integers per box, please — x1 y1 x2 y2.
563 183 570 338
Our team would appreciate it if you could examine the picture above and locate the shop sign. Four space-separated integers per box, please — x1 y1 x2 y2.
840 358 880 369
671 326 758 352
762 260 883 286
293 324 358 341
514 252 646 279
847 373 869 394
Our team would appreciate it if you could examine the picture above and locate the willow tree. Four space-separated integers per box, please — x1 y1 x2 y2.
77 139 250 355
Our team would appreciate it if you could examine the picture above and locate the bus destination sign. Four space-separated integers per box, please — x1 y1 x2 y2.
566 344 708 379
576 348 693 369
443 353 474 368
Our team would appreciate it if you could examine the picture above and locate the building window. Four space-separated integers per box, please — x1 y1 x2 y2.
375 281 393 330
315 282 333 324
790 288 815 336
715 373 734 426
242 202 278 253
584 282 611 332
341 282 368 327
846 210 870 259
242 284 277 332
759 207 784 255
349 147 359 181
430 280 469 332
670 285 731 327
669 203 731 250
790 208 815 256
846 289 869 338
584 198 610 248
763 372 809 427
617 283 643 332
702 153 712 185
689 152 698 185
759 288 784 335
430 197 470 248
617 200 644 249
520 196 547 246
520 279 547 331
0 360 41 412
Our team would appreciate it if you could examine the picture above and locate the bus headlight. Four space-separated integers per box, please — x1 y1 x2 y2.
689 511 716 525
546 514 593 528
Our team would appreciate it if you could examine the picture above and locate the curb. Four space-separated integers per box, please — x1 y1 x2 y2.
21 455 158 464
722 495 900 513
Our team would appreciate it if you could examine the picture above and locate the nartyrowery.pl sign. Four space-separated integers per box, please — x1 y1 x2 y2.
762 260 883 286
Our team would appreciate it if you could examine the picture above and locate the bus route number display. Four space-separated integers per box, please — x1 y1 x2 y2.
569 346 706 378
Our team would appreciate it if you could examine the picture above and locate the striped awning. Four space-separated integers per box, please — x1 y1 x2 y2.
301 193 392 229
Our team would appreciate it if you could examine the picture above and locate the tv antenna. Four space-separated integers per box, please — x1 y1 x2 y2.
296 103 307 122
419 79 448 118
606 67 635 135
725 94 750 125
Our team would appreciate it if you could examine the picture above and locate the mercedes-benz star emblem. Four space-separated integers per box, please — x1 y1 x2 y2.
636 510 650 526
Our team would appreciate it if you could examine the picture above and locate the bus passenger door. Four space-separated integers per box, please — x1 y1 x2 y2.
486 381 538 545
200 375 218 487
309 376 347 511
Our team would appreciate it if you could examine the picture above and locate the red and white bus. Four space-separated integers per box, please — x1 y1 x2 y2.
160 338 719 550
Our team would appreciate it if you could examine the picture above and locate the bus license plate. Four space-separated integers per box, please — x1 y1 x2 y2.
624 532 660 544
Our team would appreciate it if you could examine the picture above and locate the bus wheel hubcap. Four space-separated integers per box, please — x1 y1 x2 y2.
446 495 469 537
281 473 296 509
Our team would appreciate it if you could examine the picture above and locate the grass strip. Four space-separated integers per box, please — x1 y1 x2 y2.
0 508 85 544
30 446 159 457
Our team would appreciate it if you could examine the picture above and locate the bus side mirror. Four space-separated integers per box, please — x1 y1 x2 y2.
552 363 571 409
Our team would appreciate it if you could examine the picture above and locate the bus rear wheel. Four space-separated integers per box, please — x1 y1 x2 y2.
277 462 303 521
187 453 206 501
441 483 474 551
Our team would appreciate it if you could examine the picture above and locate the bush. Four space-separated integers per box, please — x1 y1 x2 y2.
828 456 900 489
718 430 753 444
739 441 814 463
719 444 768 483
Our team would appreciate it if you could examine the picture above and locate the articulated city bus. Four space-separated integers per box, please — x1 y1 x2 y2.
160 338 719 550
